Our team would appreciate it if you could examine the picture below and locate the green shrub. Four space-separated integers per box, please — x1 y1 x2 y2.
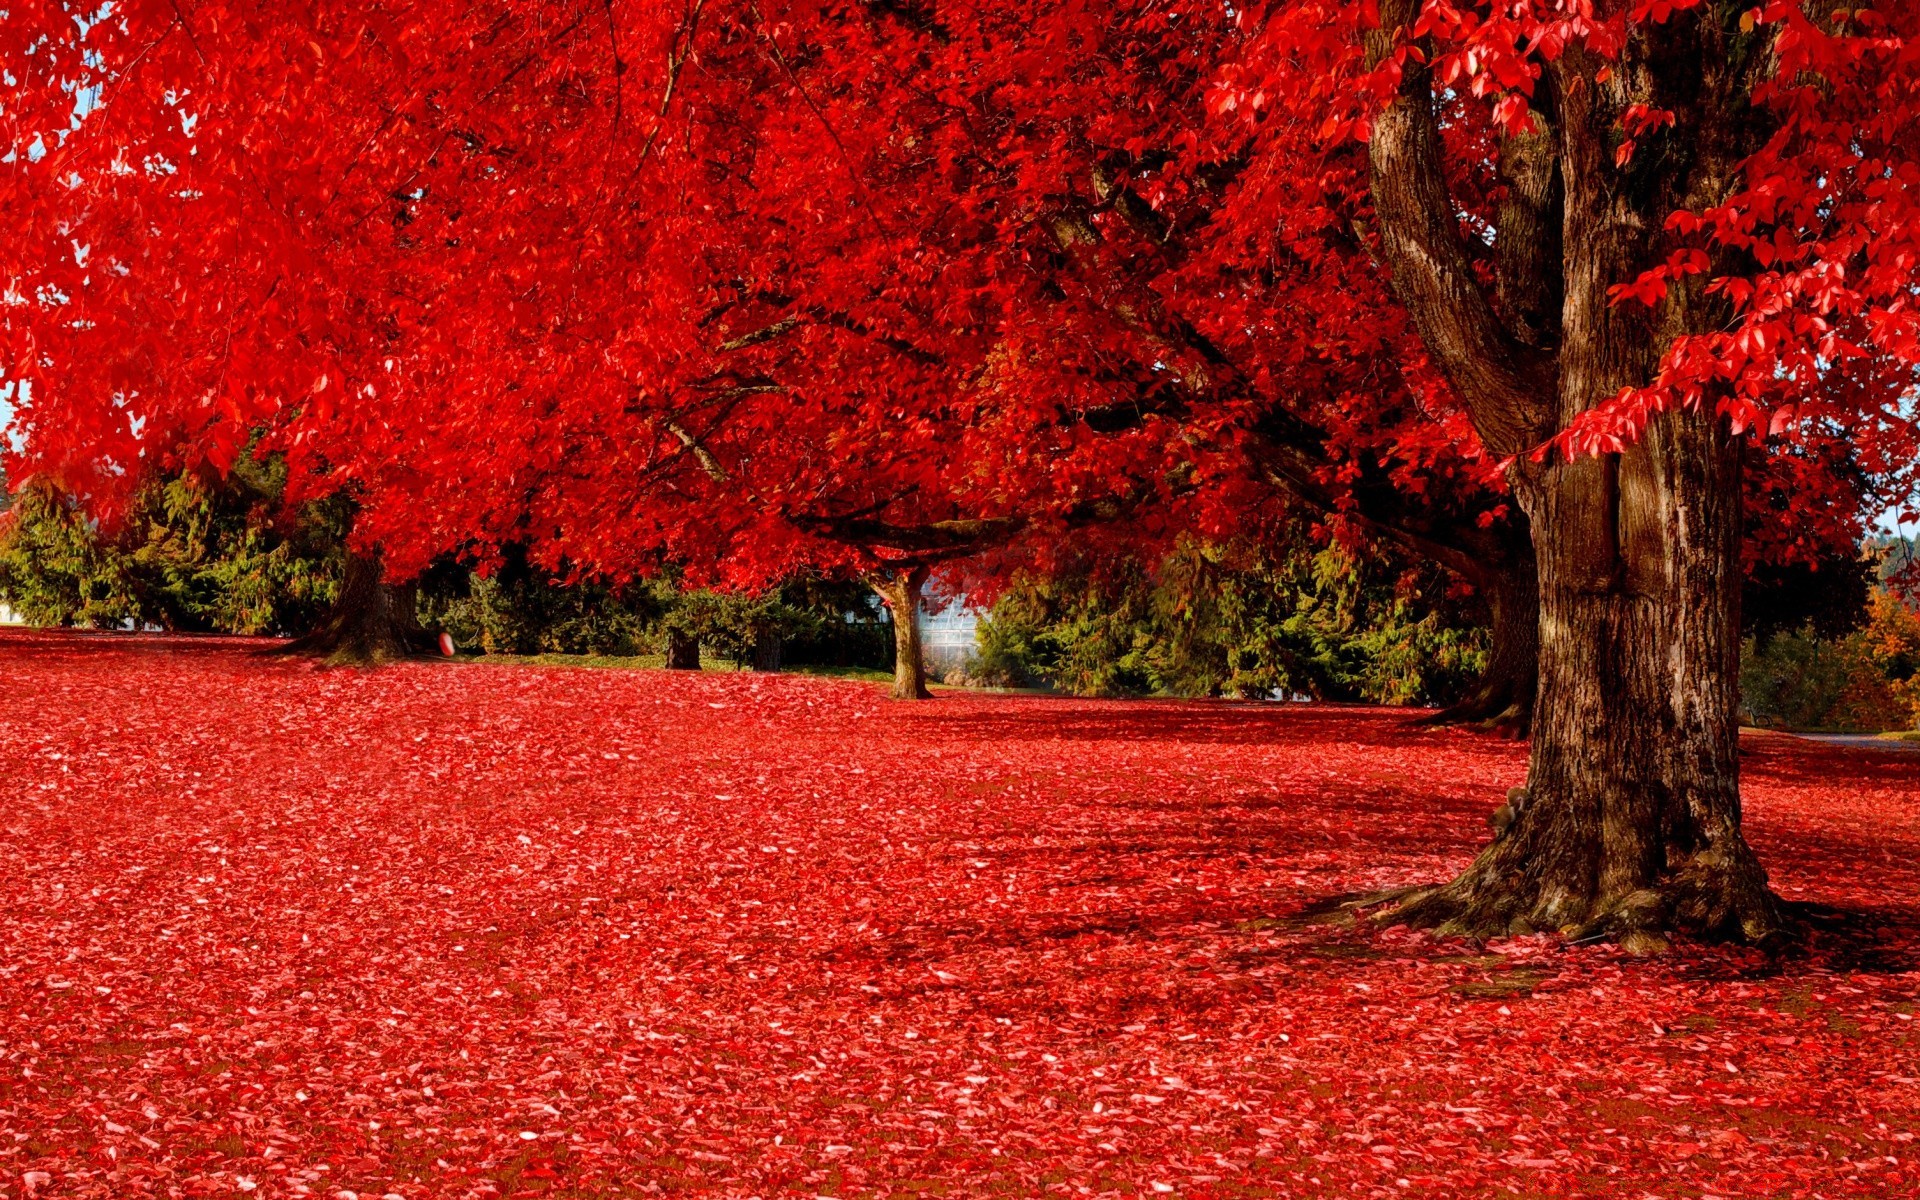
422 557 890 668
970 536 1489 705
424 561 663 656
1740 589 1920 733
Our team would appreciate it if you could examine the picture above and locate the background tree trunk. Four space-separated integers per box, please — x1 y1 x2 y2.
871 566 932 700
750 631 783 672
665 629 701 670
282 550 424 665
1254 409 1543 735
1421 560 1539 734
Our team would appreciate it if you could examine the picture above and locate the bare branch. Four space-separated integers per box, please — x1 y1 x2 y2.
630 0 707 172
662 420 727 482
718 317 803 353
790 513 1025 560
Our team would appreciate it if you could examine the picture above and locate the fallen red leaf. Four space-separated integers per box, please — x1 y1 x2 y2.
1 630 1916 1198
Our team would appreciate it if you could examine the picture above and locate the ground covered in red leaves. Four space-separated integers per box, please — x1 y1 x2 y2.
3 631 1918 1200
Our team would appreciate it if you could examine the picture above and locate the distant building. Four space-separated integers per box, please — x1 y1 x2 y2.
0 603 21 627
919 599 980 680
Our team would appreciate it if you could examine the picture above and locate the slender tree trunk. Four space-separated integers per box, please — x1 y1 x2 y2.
282 550 424 665
750 630 783 672
1427 562 1539 733
665 629 701 670
871 565 932 700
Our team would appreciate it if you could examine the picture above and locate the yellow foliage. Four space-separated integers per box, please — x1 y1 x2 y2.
1861 589 1920 730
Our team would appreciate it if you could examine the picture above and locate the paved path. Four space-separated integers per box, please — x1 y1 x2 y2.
1788 732 1920 753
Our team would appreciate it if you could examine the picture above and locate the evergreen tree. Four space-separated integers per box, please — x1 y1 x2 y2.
0 459 345 633
972 533 1488 706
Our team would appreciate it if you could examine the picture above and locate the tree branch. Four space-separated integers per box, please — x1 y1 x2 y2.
718 317 802 353
1494 89 1564 352
791 513 1026 562
1364 3 1556 454
663 420 727 482
1249 405 1526 585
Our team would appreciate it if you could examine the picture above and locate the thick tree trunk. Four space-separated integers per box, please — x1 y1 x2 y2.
1398 414 1781 949
665 629 701 670
1365 4 1785 946
871 566 932 700
1420 561 1539 734
750 631 783 672
282 550 424 665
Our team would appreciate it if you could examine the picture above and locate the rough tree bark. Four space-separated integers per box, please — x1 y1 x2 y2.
665 629 701 670
1365 4 1784 948
870 565 932 700
282 550 426 665
750 631 783 672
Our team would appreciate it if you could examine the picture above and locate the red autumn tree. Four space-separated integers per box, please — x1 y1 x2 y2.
0 0 1490 700
1204 0 1920 946
7 1 1918 947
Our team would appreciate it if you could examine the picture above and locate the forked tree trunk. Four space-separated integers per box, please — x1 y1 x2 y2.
282 550 424 665
1365 5 1784 946
870 565 932 700
665 629 701 670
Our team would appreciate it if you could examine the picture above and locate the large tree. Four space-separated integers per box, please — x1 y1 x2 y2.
3 1 1515 666
0 1 1541 709
1205 0 1920 946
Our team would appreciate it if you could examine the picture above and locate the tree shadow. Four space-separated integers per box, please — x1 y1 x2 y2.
918 700 1503 751
1741 735 1920 786
1776 902 1920 974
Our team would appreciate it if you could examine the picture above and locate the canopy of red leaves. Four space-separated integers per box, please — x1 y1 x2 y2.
11 3 1910 588
3 631 1916 1198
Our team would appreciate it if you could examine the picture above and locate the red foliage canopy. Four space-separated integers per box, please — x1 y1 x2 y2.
2 1 1914 584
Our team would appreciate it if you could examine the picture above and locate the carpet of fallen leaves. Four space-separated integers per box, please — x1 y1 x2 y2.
3 631 1918 1200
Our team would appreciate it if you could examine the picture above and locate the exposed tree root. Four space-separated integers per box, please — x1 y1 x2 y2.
1414 685 1532 739
279 621 434 667
1350 858 1795 952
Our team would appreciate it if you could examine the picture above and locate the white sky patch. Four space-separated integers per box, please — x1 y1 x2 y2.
0 379 23 455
